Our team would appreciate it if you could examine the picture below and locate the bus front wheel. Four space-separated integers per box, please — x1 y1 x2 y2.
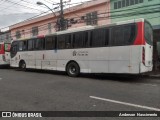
19 61 26 71
66 62 80 77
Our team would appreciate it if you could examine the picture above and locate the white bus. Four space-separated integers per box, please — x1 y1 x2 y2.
0 42 11 67
10 18 153 77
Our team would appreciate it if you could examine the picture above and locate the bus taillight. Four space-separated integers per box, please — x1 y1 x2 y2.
142 47 145 65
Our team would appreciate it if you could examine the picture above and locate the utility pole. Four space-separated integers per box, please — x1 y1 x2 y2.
60 0 65 30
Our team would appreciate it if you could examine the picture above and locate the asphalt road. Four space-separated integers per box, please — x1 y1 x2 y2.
0 68 160 120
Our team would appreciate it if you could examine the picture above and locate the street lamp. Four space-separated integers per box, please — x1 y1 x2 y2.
37 1 56 17
37 1 66 31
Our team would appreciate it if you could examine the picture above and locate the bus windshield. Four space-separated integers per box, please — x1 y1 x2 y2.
145 21 153 45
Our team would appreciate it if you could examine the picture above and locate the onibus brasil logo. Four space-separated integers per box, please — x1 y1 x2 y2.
1 112 42 118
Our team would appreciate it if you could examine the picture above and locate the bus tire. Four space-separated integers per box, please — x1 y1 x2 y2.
19 60 26 71
66 62 80 77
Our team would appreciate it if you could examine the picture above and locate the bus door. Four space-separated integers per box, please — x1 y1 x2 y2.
41 36 57 70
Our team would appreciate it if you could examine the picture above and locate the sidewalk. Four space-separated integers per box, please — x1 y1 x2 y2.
146 71 160 79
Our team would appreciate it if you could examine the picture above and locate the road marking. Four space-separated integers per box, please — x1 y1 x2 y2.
90 96 160 111
142 84 157 87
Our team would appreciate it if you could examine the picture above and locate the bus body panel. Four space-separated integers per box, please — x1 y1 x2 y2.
35 51 45 69
10 57 18 67
88 47 109 73
109 46 130 73
25 52 36 69
42 50 57 70
144 42 153 67
130 46 141 73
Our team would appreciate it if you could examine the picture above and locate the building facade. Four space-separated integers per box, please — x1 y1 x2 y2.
0 30 11 43
110 0 160 28
110 0 160 70
9 0 110 40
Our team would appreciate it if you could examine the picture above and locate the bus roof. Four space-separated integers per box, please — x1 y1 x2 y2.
116 18 145 25
16 36 37 41
45 33 57 37
56 25 95 35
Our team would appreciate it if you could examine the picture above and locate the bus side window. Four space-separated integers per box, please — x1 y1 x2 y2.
19 41 27 51
23 41 27 51
73 32 79 48
19 41 23 51
110 26 124 46
105 29 109 46
73 32 87 48
45 36 56 50
57 34 72 49
65 34 71 49
12 46 18 53
28 39 34 51
110 24 136 46
124 24 136 45
35 38 45 50
84 31 89 48
57 35 65 49
91 28 107 47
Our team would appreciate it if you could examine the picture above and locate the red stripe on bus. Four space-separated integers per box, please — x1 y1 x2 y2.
134 22 145 45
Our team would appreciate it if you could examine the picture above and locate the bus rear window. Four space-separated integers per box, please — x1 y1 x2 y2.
145 22 153 45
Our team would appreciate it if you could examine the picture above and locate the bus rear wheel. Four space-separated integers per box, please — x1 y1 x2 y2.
66 62 80 77
19 61 26 71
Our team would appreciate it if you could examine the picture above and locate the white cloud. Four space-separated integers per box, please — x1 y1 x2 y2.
0 0 92 29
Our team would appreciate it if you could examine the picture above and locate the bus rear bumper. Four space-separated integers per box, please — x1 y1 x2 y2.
140 63 153 73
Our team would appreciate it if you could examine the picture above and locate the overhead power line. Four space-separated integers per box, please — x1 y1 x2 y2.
0 0 22 11
3 0 45 12
0 0 42 14
43 0 54 4
0 0 160 30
